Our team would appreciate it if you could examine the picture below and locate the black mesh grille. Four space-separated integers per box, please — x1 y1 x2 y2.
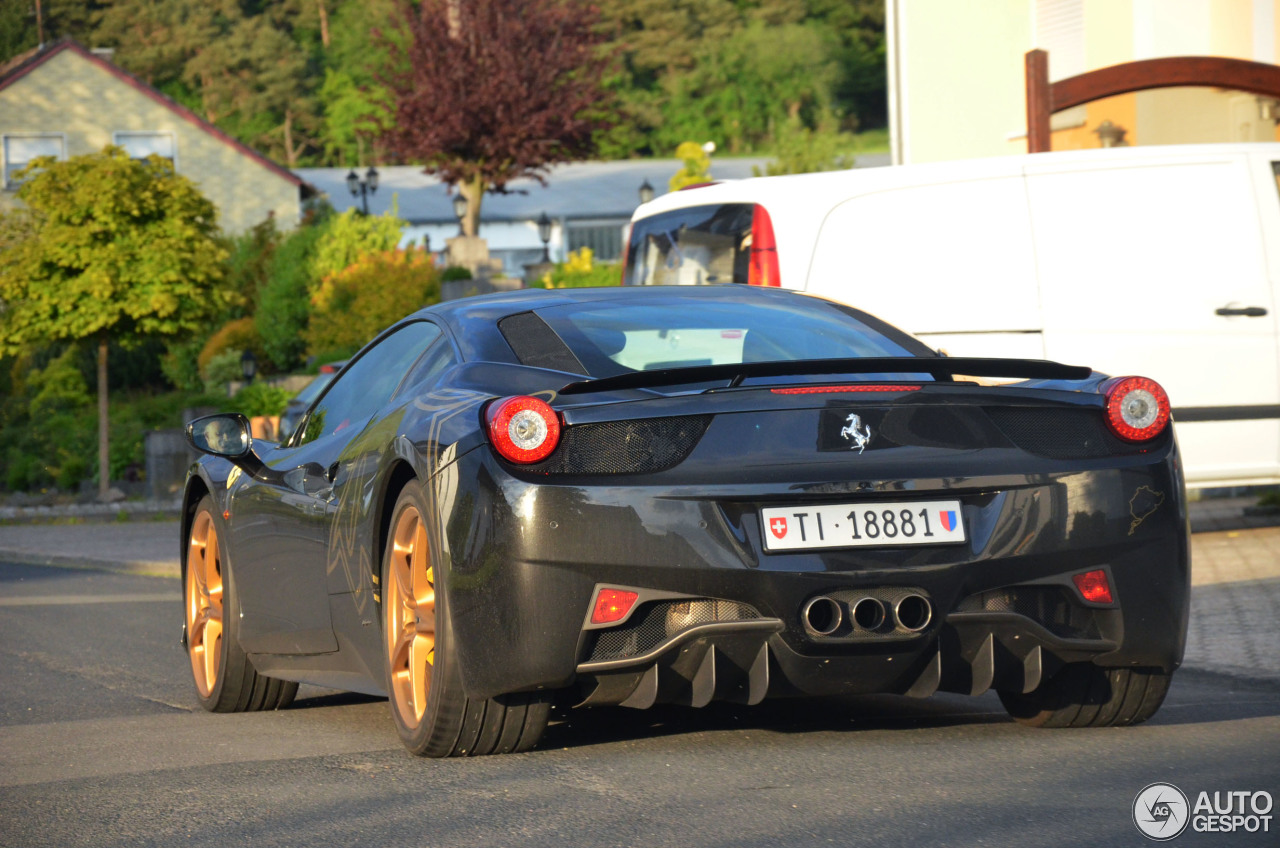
987 407 1154 459
586 599 762 663
529 415 711 475
956 586 1101 639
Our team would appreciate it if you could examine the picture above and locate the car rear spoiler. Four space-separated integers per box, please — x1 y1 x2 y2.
557 357 1093 396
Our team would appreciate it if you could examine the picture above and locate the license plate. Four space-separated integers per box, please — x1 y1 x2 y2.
761 500 966 551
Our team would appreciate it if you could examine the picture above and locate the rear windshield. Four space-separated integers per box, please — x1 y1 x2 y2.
624 204 754 286
536 296 927 381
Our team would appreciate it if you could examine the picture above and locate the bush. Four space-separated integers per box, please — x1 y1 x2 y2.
306 249 440 356
197 317 267 381
160 336 206 392
229 382 292 418
257 221 328 371
1 348 96 491
530 247 620 289
226 215 280 314
311 204 407 281
202 350 244 392
441 265 473 282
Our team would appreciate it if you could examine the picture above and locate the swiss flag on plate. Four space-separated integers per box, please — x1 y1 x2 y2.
769 517 788 539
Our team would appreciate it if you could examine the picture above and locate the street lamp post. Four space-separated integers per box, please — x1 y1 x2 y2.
452 194 468 236
638 179 655 205
240 349 257 385
537 212 552 262
346 166 379 215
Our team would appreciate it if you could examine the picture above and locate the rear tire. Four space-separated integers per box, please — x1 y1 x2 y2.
998 664 1171 728
382 479 550 756
185 495 298 712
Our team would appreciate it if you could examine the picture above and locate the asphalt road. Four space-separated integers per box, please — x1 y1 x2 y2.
1 560 1277 848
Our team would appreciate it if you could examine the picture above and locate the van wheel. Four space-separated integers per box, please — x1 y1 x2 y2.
998 664 1171 728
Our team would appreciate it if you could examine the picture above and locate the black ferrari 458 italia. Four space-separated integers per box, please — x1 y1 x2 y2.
182 285 1189 757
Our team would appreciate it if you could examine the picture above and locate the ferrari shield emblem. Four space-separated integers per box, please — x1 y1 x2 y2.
769 517 788 539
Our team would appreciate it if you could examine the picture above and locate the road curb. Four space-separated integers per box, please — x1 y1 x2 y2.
0 551 179 579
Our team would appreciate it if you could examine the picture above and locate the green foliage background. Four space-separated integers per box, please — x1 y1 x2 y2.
0 0 885 166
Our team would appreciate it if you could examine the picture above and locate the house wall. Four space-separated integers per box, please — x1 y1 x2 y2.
0 49 298 233
888 0 1280 163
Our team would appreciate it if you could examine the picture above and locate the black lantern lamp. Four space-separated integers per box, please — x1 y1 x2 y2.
240 349 258 384
537 212 552 262
452 193 468 235
638 179 655 205
347 166 379 214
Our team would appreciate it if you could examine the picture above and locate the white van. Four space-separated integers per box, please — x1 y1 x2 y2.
624 143 1280 488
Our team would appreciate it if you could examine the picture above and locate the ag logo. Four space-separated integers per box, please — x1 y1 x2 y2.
1134 783 1190 841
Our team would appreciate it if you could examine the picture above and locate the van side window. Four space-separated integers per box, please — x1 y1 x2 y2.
625 205 754 285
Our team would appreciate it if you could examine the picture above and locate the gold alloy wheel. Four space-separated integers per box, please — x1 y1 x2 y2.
186 509 224 698
386 504 436 727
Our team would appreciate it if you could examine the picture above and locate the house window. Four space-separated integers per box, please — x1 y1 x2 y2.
3 133 64 189
113 131 176 166
566 222 626 262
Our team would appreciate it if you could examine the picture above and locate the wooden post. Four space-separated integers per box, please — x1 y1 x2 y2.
1025 49 1052 154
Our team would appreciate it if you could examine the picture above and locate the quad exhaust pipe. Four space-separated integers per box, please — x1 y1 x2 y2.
850 597 886 631
801 592 933 637
801 596 843 636
893 594 933 632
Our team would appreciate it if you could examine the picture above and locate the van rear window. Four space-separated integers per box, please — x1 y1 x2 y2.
624 204 755 286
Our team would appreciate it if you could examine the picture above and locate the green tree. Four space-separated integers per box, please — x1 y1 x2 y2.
754 115 856 176
306 248 439 356
311 203 407 281
256 219 327 370
94 0 323 166
320 68 395 165
0 0 102 64
319 0 400 164
182 15 317 166
0 147 232 498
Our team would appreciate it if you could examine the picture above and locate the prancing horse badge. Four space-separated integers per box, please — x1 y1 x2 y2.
841 413 872 453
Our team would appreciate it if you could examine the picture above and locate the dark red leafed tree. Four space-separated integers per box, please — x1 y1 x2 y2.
382 0 610 236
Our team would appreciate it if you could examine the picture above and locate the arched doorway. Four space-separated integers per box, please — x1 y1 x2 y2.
1025 50 1280 152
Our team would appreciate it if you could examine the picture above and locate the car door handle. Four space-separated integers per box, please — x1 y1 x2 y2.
1215 306 1268 317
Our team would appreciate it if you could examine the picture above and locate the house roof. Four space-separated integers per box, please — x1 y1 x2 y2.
0 39 303 188
295 156 891 225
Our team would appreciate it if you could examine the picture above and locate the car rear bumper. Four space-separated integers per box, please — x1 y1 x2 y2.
441 447 1189 705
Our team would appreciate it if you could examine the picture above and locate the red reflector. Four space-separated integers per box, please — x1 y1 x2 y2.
1073 570 1113 604
771 385 922 395
591 588 639 625
747 204 780 287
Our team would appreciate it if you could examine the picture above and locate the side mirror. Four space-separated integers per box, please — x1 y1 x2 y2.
186 413 253 459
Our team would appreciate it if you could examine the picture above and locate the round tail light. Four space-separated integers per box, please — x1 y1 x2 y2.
486 396 561 463
1101 376 1171 442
